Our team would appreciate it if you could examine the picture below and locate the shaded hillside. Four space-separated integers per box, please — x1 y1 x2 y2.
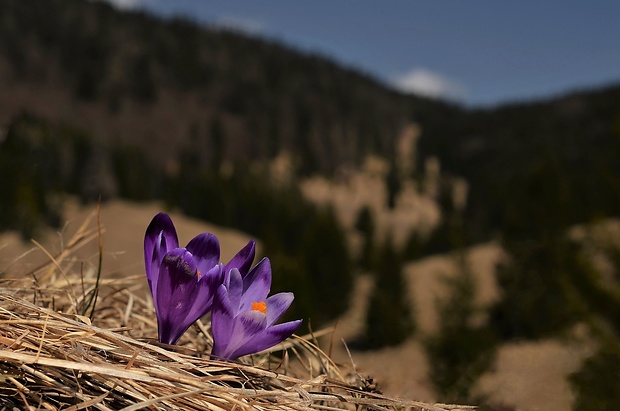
417 84 620 240
0 0 449 175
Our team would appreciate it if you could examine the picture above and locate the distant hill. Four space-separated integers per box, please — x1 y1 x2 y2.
0 0 449 176
416 84 620 241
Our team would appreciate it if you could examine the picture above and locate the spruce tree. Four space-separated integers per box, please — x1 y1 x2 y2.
298 207 353 326
425 255 497 403
566 235 620 410
363 234 414 348
490 236 581 340
354 205 376 270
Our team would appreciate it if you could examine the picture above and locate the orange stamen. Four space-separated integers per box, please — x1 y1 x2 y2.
197 270 202 278
251 301 267 314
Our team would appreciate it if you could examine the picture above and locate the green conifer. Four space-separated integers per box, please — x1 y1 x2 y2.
363 234 415 348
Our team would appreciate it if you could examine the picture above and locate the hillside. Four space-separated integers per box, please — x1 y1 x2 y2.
0 0 450 176
416 84 620 241
4 0 620 246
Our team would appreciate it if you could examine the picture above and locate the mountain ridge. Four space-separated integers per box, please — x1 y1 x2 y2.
2 0 620 244
0 0 451 176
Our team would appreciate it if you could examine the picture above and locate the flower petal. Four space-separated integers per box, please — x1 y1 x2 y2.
265 292 295 327
182 264 223 327
238 310 268 336
264 319 303 345
212 296 268 360
144 213 179 309
224 240 256 277
220 310 268 360
231 319 302 359
226 268 243 316
211 285 235 356
240 257 271 311
155 249 200 344
202 264 225 292
186 233 220 273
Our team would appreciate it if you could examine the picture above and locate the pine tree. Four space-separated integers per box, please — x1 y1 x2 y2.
354 205 376 270
490 236 581 340
566 233 620 410
298 207 353 326
425 254 497 403
363 234 414 348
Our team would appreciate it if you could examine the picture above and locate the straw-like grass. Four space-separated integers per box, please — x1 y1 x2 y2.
0 212 475 410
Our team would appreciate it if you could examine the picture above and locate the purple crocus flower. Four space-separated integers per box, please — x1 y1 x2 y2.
211 257 302 360
145 213 255 345
224 238 256 278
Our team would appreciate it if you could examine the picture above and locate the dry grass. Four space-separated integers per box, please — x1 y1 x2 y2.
0 211 474 411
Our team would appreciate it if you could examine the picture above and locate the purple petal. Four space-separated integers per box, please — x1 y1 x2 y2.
215 310 267 360
144 213 179 308
230 319 302 359
265 292 295 327
211 285 236 356
155 249 200 344
264 319 303 345
226 268 243 315
201 264 226 292
186 233 220 273
240 257 272 311
238 310 268 336
182 264 224 328
224 240 256 277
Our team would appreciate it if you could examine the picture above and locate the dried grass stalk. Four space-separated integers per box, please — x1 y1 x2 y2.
0 213 475 410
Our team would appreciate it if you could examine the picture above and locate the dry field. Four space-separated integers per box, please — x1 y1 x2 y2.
0 199 592 410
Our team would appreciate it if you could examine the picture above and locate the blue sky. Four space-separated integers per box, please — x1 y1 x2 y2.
104 0 620 107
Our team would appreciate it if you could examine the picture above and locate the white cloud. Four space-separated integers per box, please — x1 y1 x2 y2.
393 68 467 102
216 16 265 35
98 0 143 10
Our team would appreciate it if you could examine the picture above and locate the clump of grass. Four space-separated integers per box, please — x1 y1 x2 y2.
0 212 475 410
